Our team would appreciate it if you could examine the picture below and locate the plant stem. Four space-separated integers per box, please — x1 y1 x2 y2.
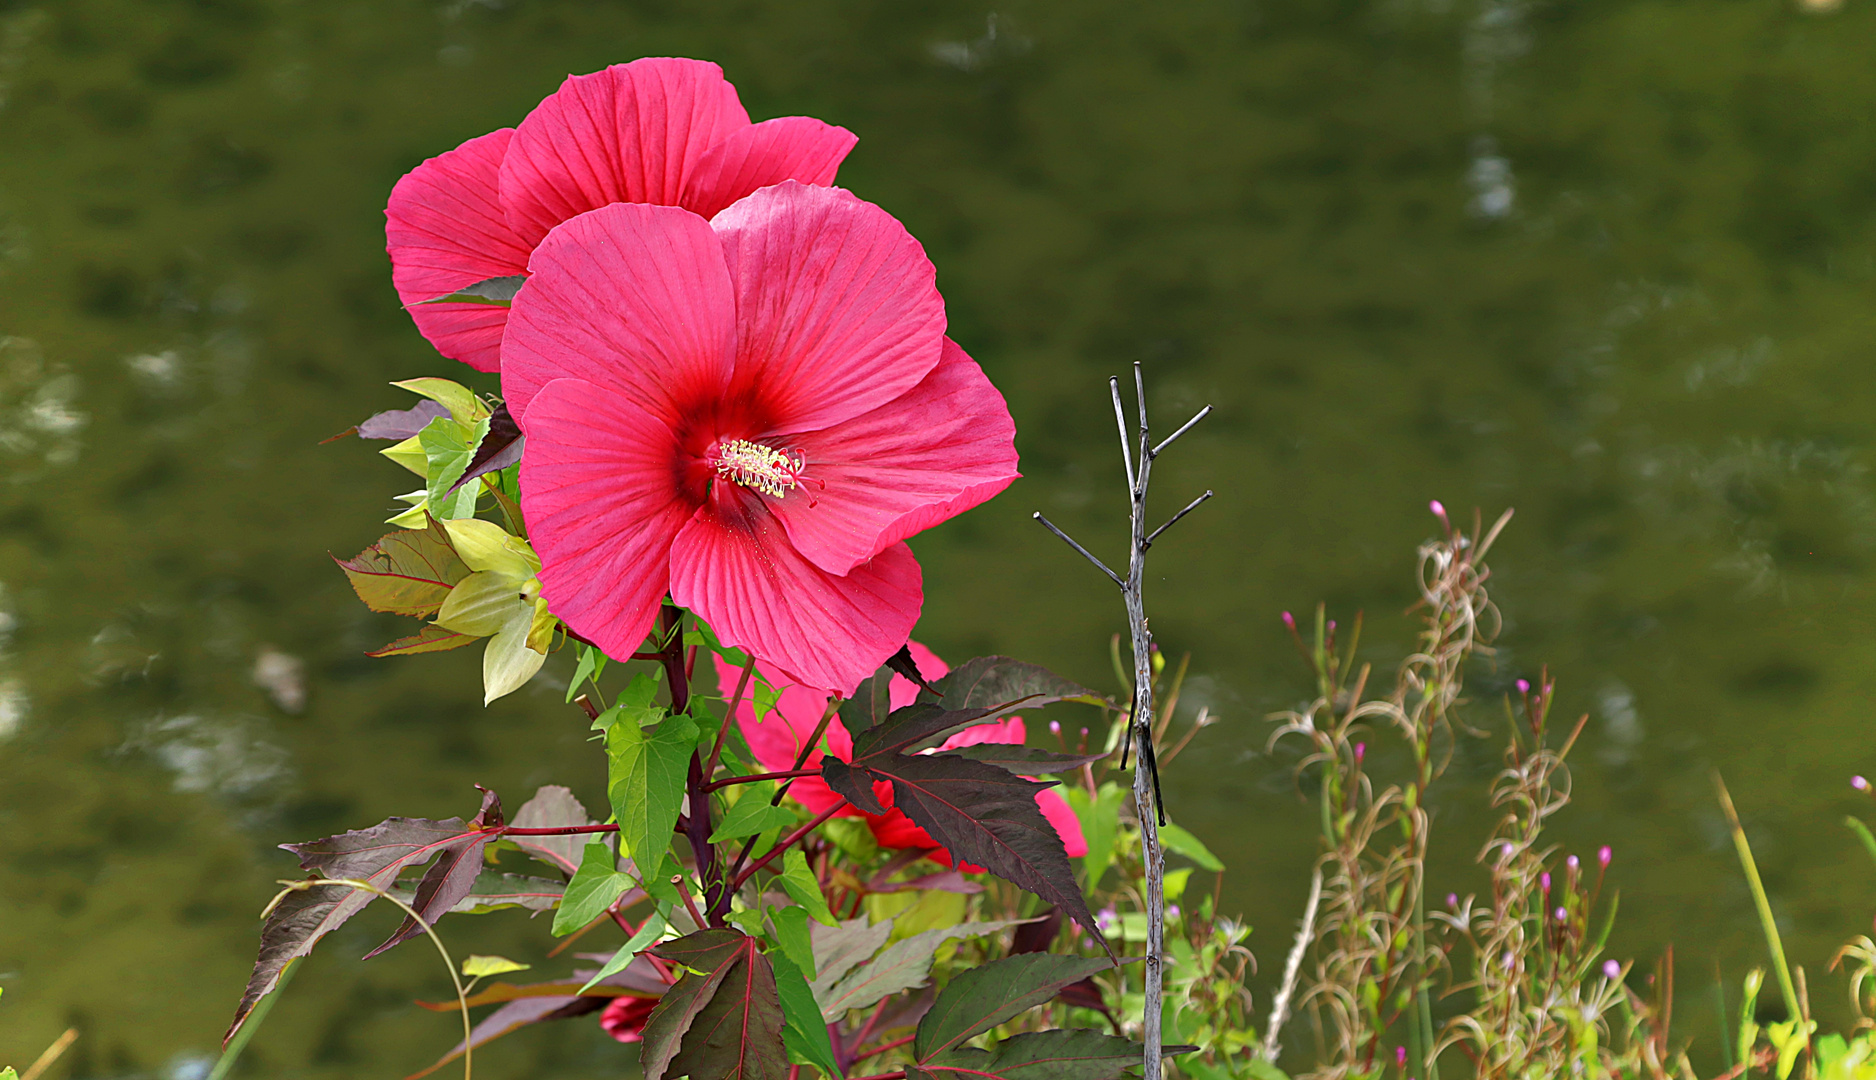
732 803 845 890
1714 772 1800 1019
704 769 822 792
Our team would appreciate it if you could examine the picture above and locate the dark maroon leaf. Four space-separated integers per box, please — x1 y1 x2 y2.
823 751 1103 946
364 830 495 958
885 644 936 693
470 786 504 828
355 399 450 440
1056 978 1111 1015
445 401 522 495
944 745 1109 773
922 656 1108 715
224 815 482 1046
849 703 995 759
334 517 470 618
666 935 787 1080
1009 906 1063 955
913 953 1120 1059
836 663 896 733
640 930 786 1080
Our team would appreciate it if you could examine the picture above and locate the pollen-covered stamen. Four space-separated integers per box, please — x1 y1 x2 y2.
709 439 806 499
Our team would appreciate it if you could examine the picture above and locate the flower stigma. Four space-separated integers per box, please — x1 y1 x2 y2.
709 439 806 499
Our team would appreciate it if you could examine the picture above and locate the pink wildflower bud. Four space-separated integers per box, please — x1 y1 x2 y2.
1855 776 1871 792
1566 855 1580 871
1555 906 1568 922
1502 841 1515 860
1430 499 1447 520
1447 893 1459 908
1167 905 1181 919
1354 742 1366 766
1501 951 1516 971
1603 960 1622 980
1397 1047 1408 1068
1281 611 1296 629
1598 845 1612 868
1049 720 1061 735
1540 872 1551 894
1327 619 1336 633
1516 678 1530 694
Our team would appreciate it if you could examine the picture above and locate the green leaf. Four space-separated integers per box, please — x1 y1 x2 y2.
568 645 608 703
441 517 539 579
608 714 697 867
335 517 470 617
1159 821 1224 872
579 907 669 993
922 656 1108 716
772 950 842 1078
768 905 816 978
551 841 633 937
480 603 548 705
411 274 526 308
778 848 837 927
1066 782 1125 888
809 916 894 992
420 415 491 519
462 955 530 978
924 1028 1148 1079
366 623 476 657
914 953 1118 1059
435 570 526 637
711 792 797 843
390 376 487 424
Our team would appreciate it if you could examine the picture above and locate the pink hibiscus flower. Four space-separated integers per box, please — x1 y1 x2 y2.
599 994 657 1043
507 182 1018 693
386 57 857 372
714 644 1087 867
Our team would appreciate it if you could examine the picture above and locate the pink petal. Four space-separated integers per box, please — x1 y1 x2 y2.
711 654 854 772
502 202 735 426
668 510 922 696
499 58 750 248
385 129 532 372
680 116 858 221
769 338 1019 575
712 183 947 436
518 378 694 662
937 716 1026 751
1039 788 1088 857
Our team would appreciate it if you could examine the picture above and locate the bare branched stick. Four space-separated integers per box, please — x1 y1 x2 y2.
1263 864 1325 1063
1035 362 1212 1080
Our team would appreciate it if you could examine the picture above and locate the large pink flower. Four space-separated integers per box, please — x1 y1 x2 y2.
386 57 857 372
715 645 1087 867
508 182 1019 693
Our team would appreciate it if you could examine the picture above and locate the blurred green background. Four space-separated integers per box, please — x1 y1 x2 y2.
2 0 1875 1076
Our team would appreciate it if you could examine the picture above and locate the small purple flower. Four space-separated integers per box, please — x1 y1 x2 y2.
1540 872 1551 894
1354 742 1366 766
1049 720 1061 735
1281 611 1295 630
1447 893 1459 908
1855 776 1871 792
1502 841 1515 860
1516 678 1530 694
1430 499 1447 519
1501 951 1516 971
1397 1047 1408 1068
1566 855 1579 871
1598 845 1612 869
1603 959 1622 980
1555 906 1568 923
1166 905 1181 919
1095 907 1119 935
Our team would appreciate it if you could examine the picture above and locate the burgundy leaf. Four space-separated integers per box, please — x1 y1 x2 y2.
942 745 1109 773
666 934 787 1080
638 930 751 1080
885 643 936 693
471 785 505 828
825 751 1103 947
1008 906 1063 955
224 815 482 1046
363 830 494 958
921 656 1108 715
836 663 897 733
445 400 523 495
508 784 605 876
356 399 451 440
849 703 995 760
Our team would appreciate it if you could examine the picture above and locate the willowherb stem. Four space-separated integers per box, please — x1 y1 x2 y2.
1036 361 1212 1080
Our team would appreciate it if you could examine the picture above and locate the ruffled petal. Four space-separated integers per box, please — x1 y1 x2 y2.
502 202 735 426
1038 789 1088 857
770 338 1019 574
499 58 750 248
712 183 946 437
680 116 858 221
668 508 922 696
518 378 694 662
385 128 532 372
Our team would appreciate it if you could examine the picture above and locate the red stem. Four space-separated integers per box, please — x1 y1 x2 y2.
704 768 820 792
705 655 757 782
852 1033 916 1063
731 803 844 890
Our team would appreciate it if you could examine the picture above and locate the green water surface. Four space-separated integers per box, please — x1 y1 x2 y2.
3 0 1875 1076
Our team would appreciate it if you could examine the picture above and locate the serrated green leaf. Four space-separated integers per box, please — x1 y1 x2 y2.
461 954 530 978
925 1028 1146 1079
809 917 894 994
568 645 608 703
1159 821 1224 872
608 714 697 867
711 792 796 843
552 841 633 937
814 919 1034 1022
579 908 669 993
772 950 841 1078
915 953 1118 1059
768 905 816 978
420 415 491 519
778 848 836 927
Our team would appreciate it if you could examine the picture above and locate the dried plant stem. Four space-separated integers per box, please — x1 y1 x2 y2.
1264 864 1325 1063
19 1028 78 1080
1037 362 1212 1080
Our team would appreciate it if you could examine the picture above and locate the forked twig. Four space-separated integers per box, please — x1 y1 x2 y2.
1033 362 1212 1080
